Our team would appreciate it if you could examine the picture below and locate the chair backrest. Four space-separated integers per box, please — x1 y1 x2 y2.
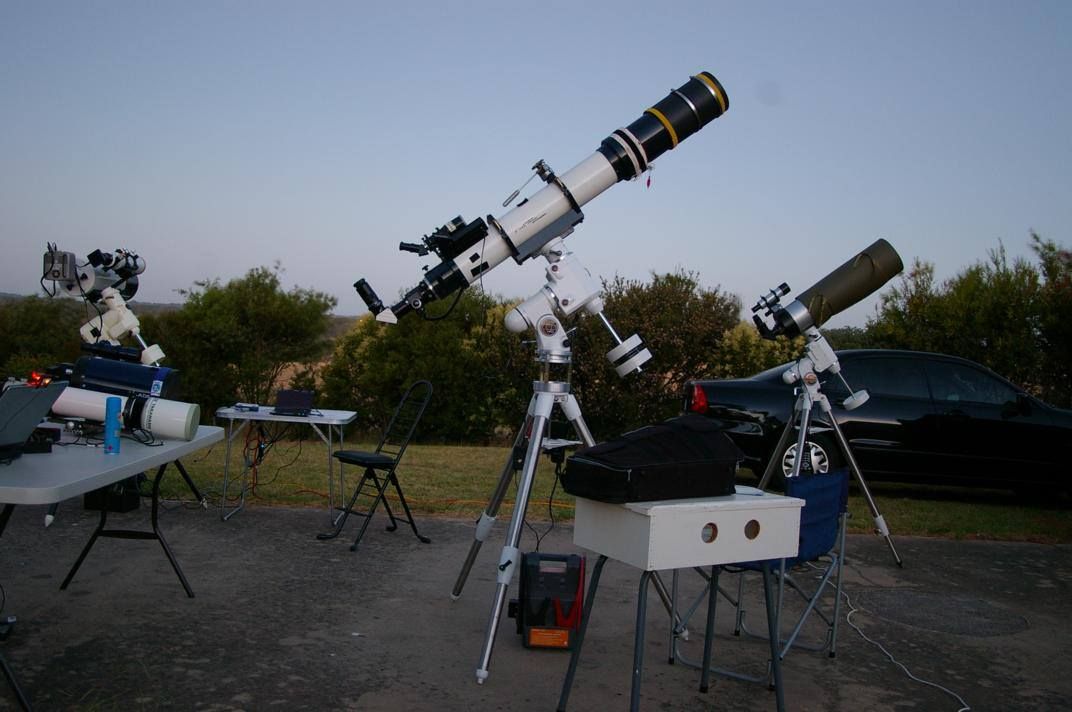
784 468 849 564
375 380 433 464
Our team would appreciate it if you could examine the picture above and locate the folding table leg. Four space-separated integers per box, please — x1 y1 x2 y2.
557 554 608 712
762 562 786 712
60 463 195 598
630 570 655 712
0 651 32 711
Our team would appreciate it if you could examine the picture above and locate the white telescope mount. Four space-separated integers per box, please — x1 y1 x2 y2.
80 287 166 366
451 237 651 684
757 325 902 567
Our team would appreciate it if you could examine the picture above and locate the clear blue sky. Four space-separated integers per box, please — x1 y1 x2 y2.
3 1 1070 328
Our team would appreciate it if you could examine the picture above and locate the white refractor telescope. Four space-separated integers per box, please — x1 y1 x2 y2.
355 71 729 323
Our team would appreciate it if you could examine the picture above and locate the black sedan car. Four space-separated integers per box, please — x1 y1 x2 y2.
684 349 1072 492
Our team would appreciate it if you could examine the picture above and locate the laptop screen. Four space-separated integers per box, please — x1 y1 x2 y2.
273 389 315 415
0 381 67 450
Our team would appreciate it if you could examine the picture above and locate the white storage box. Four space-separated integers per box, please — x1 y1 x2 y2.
573 492 804 571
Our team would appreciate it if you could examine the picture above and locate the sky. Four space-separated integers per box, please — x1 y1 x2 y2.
2 1 1070 329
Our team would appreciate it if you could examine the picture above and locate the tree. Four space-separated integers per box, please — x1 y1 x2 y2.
867 259 944 352
822 325 874 350
1031 232 1072 406
320 289 530 442
867 246 1042 390
708 321 804 379
142 266 336 418
0 297 85 377
569 270 741 437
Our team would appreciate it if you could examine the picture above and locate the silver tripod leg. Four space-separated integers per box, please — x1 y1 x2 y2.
757 399 813 490
475 389 556 684
452 417 531 600
826 414 903 567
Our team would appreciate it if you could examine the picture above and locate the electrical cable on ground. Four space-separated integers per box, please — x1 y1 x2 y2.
839 579 971 711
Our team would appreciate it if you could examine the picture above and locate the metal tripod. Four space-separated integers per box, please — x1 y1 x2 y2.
454 370 595 684
757 326 902 567
450 237 665 684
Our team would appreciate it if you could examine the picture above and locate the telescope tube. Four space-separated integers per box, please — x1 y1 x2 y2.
771 239 904 337
371 71 729 322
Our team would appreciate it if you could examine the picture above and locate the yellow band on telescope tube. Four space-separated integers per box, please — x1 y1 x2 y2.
693 73 728 114
644 107 679 148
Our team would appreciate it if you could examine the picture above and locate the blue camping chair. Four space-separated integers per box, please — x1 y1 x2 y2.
671 468 850 685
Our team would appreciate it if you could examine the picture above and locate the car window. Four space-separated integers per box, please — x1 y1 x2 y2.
926 360 1018 405
837 357 930 399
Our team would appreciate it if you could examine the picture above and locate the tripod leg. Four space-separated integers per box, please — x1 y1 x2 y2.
559 394 596 448
474 392 554 684
788 403 813 479
452 419 530 600
757 419 797 490
826 414 903 567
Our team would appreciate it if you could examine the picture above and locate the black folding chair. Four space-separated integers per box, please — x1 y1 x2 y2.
316 380 433 551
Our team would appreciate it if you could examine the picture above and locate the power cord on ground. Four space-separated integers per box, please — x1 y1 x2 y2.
840 584 971 711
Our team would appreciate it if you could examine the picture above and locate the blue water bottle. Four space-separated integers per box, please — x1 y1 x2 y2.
104 396 122 454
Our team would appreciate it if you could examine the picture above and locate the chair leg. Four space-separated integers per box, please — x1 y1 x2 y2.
388 472 430 544
829 513 848 657
317 468 374 540
350 474 391 552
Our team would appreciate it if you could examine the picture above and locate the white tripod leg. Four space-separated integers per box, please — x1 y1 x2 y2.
475 389 556 684
452 402 533 600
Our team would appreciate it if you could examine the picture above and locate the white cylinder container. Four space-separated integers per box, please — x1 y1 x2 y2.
52 387 200 441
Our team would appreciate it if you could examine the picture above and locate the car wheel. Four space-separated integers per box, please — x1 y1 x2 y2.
780 434 842 478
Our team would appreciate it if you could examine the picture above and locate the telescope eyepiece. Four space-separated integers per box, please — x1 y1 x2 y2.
354 279 385 315
399 241 429 256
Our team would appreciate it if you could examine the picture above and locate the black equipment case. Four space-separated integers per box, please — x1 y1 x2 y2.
561 414 742 503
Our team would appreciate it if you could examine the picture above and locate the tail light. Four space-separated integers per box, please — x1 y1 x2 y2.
687 383 708 414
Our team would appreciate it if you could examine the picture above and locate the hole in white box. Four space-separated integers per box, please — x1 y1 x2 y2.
701 522 718 543
744 519 761 540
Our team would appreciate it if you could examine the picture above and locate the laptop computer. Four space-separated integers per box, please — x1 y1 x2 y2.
0 381 68 459
271 389 315 417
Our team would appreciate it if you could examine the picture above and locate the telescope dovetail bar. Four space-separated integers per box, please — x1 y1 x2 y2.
354 70 729 324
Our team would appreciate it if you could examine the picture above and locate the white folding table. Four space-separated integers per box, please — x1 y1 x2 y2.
0 425 224 597
214 406 357 521
0 425 223 709
558 491 804 712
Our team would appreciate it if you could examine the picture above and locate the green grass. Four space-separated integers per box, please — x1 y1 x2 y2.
163 440 1072 544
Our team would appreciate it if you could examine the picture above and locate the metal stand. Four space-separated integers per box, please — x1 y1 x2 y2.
450 238 653 684
61 459 197 597
457 373 597 684
0 505 32 710
757 326 902 567
0 650 32 711
557 558 786 712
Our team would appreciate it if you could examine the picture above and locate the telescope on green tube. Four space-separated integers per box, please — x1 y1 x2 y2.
752 239 904 339
354 70 729 323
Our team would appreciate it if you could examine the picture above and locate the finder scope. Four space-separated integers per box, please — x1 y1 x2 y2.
356 71 729 323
